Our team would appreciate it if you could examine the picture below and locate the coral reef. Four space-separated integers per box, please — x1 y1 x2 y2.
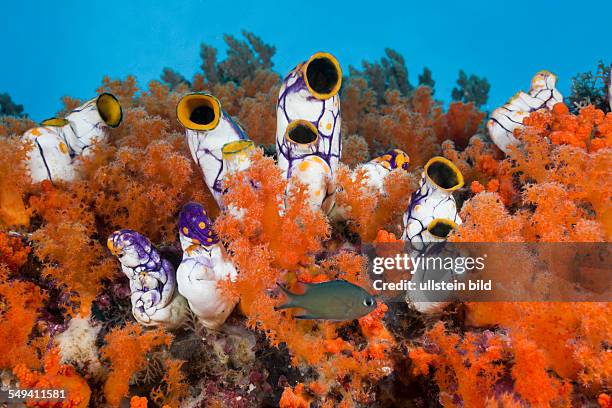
23 94 122 183
177 92 250 207
176 202 238 329
488 70 563 152
0 34 609 408
276 52 342 213
54 317 103 379
100 323 172 406
402 156 464 251
108 229 188 328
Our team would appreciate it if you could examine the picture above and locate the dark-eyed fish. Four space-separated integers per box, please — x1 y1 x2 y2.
275 279 377 321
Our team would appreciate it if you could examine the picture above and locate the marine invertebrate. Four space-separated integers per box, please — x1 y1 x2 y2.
150 358 188 407
2 31 609 407
441 101 485 149
349 48 413 104
0 231 30 272
409 323 553 408
23 93 122 183
0 134 31 227
402 156 464 250
355 148 410 191
567 60 611 113
198 30 276 85
330 149 410 223
0 92 25 116
215 151 396 406
276 52 342 212
31 217 116 317
465 302 611 399
334 162 416 241
487 70 563 152
100 323 171 406
222 139 256 176
177 92 250 207
451 69 491 108
287 154 335 213
176 202 238 329
13 348 91 408
107 230 187 328
0 277 47 370
54 317 103 379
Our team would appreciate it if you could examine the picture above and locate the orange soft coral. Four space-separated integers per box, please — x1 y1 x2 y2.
96 75 139 109
215 151 395 406
129 396 148 408
409 322 508 408
13 348 91 408
466 302 611 397
0 134 31 227
341 134 370 168
100 323 172 406
280 383 311 408
519 102 611 152
31 220 116 316
440 101 485 149
0 277 47 369
79 111 212 242
511 335 572 406
150 359 188 407
0 231 30 272
335 165 416 241
449 192 524 242
510 106 612 238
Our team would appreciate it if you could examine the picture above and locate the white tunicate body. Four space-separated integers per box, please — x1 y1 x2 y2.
287 152 335 213
487 71 563 153
276 60 342 181
176 234 238 329
23 96 118 183
23 127 75 182
185 115 246 207
402 175 462 252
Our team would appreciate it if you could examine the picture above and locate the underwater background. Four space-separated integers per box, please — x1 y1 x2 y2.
0 1 611 407
2 0 612 120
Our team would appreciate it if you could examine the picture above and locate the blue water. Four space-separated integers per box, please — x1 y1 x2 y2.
2 0 610 121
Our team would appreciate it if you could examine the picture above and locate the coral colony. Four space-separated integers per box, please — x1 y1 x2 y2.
0 37 610 408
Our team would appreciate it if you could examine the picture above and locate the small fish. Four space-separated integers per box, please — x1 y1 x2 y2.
275 279 377 321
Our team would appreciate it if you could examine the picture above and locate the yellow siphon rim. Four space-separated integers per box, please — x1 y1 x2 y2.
222 140 255 159
426 218 458 239
96 93 123 128
284 120 319 146
106 236 121 255
40 117 69 127
302 52 343 100
424 156 464 192
176 93 221 131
